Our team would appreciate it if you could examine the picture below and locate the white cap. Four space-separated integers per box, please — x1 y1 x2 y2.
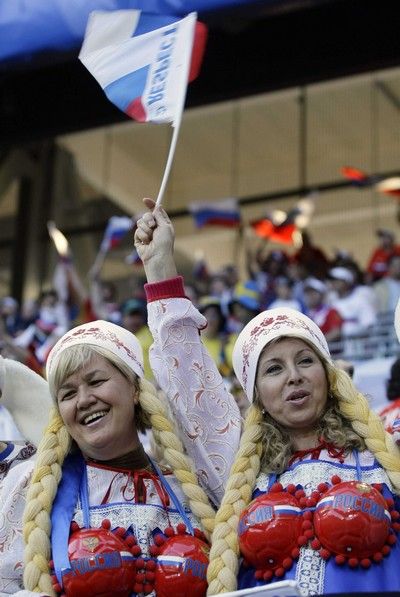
303 277 327 294
329 267 354 285
232 307 331 402
46 320 144 383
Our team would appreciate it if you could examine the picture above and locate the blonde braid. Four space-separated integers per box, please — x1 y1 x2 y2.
138 378 216 537
332 368 400 493
23 408 71 595
206 405 263 595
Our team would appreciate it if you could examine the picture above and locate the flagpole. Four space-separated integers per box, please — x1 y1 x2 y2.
155 13 197 208
89 248 107 279
155 117 182 207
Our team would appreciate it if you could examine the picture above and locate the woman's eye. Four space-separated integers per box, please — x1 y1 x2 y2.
299 357 313 365
266 364 281 374
89 378 106 386
59 390 75 401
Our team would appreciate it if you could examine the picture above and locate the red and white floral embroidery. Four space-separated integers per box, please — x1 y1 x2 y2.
48 325 144 378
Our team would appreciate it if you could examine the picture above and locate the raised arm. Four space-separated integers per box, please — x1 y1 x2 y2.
135 199 241 505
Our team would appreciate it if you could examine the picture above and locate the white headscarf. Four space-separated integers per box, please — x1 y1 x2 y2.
232 307 331 402
46 320 144 383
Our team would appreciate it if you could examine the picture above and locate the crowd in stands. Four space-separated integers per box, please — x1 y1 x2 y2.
0 224 397 445
189 227 400 371
1 226 400 409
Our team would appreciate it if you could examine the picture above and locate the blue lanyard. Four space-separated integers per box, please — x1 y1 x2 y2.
50 453 86 586
354 449 362 481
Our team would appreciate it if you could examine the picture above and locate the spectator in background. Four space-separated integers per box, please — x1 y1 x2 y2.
192 252 210 297
330 249 364 286
328 266 377 337
292 230 330 279
374 254 400 315
13 289 69 368
303 277 343 343
268 276 302 311
227 280 261 334
19 298 38 330
0 297 21 336
286 259 308 310
220 264 239 293
366 229 400 283
209 271 234 316
89 277 121 324
247 245 288 308
121 297 153 380
198 296 234 378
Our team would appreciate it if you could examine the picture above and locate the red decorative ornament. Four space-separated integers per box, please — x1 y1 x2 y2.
238 483 311 581
313 479 397 566
51 520 140 597
151 524 210 597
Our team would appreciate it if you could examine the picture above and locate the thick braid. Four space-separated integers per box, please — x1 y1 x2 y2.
138 378 216 537
332 368 400 493
23 408 71 595
206 404 263 596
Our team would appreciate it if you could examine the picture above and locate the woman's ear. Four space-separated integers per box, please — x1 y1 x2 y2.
253 386 260 405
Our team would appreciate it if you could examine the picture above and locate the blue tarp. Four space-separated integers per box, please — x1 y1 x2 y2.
0 0 265 64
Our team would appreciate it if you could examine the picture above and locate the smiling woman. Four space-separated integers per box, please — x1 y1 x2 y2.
0 319 229 597
55 351 142 461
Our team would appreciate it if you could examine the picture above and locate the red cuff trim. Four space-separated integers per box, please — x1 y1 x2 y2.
145 276 186 302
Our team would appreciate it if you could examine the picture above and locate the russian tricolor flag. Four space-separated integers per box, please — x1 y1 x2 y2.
100 216 134 253
189 198 241 228
79 10 206 125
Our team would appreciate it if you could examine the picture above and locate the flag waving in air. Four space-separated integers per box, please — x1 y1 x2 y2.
79 10 206 126
79 9 207 205
89 215 135 280
100 216 134 253
189 198 241 228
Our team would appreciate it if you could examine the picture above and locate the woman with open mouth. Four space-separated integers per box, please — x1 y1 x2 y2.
134 198 400 596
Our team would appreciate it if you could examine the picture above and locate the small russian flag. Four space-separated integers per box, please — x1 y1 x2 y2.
79 10 207 125
189 199 241 228
100 216 134 253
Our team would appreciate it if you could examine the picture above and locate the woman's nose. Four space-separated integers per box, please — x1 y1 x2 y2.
287 365 303 384
76 385 96 408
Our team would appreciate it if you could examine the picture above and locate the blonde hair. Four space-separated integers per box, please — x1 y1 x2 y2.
23 345 215 594
207 344 400 595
